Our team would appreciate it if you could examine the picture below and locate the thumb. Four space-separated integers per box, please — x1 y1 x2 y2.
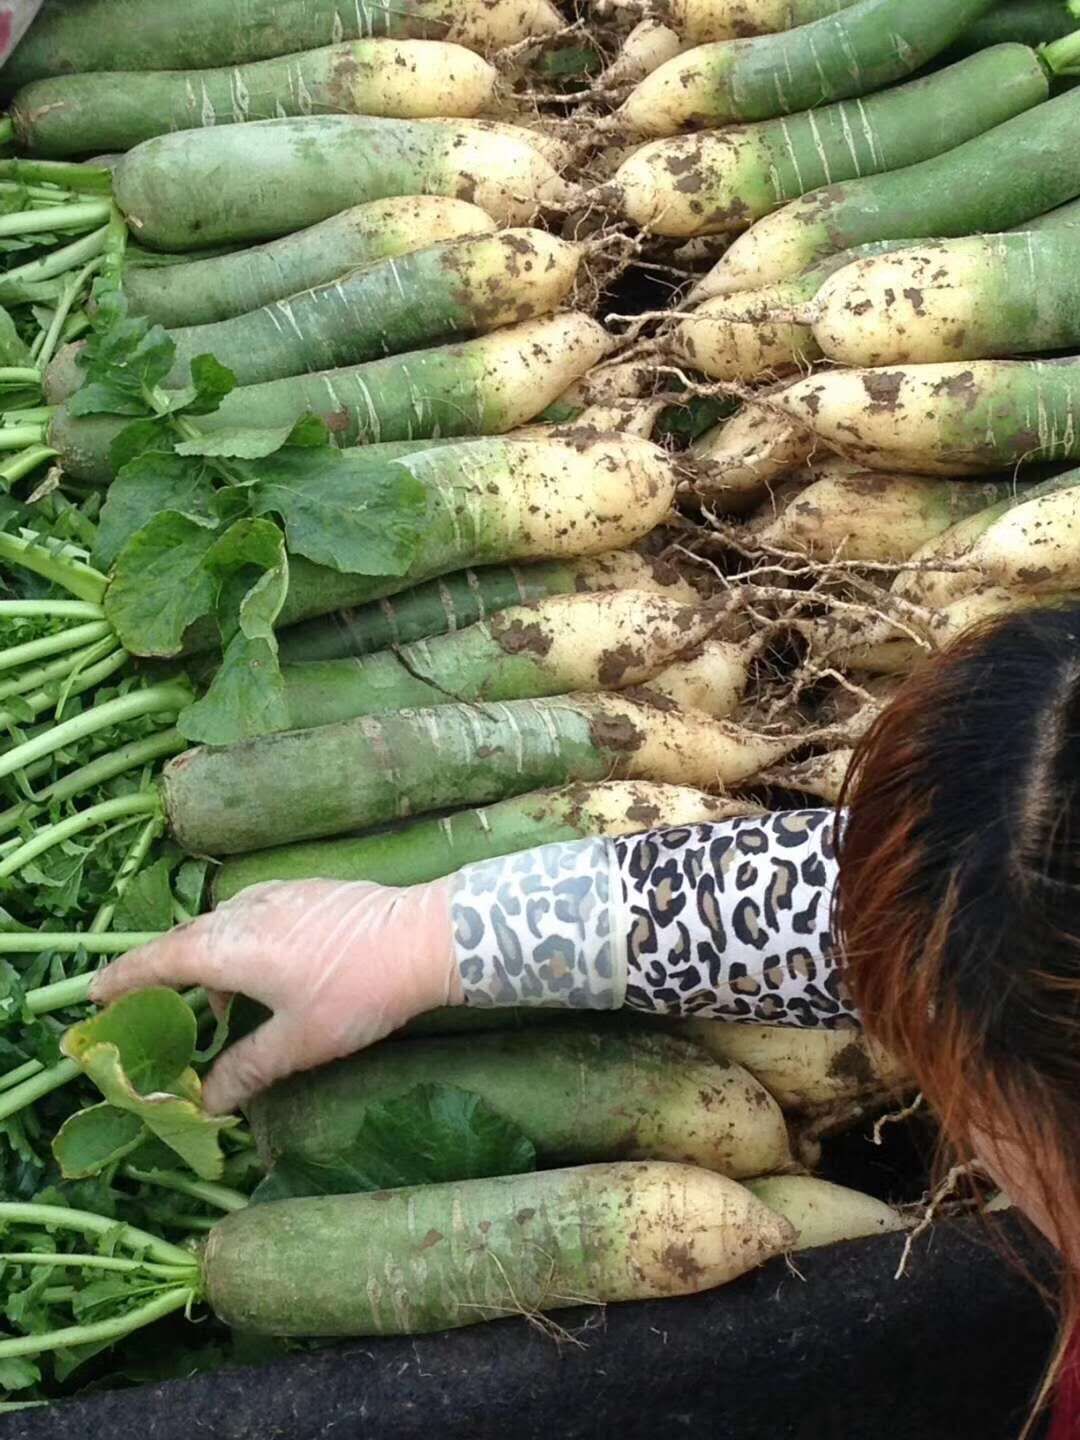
201 1014 303 1116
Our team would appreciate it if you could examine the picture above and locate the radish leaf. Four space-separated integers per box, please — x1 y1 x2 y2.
62 989 195 1095
53 1104 147 1180
253 1083 536 1203
248 448 426 577
173 425 295 459
105 512 219 656
60 990 238 1181
94 454 216 569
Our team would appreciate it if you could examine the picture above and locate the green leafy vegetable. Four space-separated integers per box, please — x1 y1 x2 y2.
248 448 425 577
52 1104 146 1180
93 455 216 570
60 990 238 1180
63 989 194 1094
177 519 290 744
112 858 174 934
103 513 218 656
69 288 173 417
173 425 295 460
253 1083 536 1203
0 1358 40 1393
48 284 429 742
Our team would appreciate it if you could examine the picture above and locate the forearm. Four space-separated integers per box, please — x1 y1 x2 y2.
90 810 854 1113
445 809 858 1030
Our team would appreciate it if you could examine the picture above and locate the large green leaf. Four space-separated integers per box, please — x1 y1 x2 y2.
94 454 216 569
70 1050 237 1180
0 305 31 367
253 1083 536 1203
249 448 426 577
52 1104 147 1180
174 425 295 460
177 519 291 745
68 285 175 417
104 511 220 656
178 632 288 745
62 989 195 1095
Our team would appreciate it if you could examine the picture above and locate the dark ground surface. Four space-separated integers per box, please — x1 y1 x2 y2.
0 1116 1058 1440
0 1215 1054 1440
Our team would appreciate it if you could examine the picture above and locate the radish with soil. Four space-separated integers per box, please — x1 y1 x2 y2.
0 1165 793 1361
212 781 754 900
11 41 499 156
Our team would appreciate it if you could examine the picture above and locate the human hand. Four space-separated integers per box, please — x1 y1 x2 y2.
90 878 460 1114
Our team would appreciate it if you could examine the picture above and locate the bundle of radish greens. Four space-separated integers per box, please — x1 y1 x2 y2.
5 0 1080 1412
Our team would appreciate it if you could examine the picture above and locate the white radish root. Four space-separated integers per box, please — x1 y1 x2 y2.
746 1176 907 1251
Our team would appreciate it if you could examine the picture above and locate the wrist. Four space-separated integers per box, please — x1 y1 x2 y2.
448 838 626 1011
396 876 462 1020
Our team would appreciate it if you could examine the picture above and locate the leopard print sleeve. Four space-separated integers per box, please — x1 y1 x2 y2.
616 809 856 1028
449 809 856 1029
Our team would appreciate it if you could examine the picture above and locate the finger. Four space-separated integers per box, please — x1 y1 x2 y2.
208 989 233 1022
201 1014 304 1115
90 909 246 1004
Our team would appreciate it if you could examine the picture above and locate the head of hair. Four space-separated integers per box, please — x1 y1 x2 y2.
834 601 1080 1418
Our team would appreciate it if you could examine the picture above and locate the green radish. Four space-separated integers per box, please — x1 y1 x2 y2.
770 359 1080 475
756 464 1019 562
671 243 914 382
671 252 866 382
120 197 497 328
7 663 766 887
675 203 1080 377
746 1177 905 1250
657 0 853 44
160 691 799 854
11 41 498 157
663 0 1077 48
672 1019 906 1110
553 361 657 410
613 45 1047 237
104 434 678 660
112 433 681 650
533 400 667 442
212 780 752 901
642 638 754 717
618 0 997 137
959 483 1080 594
2 0 565 83
804 230 1080 367
697 85 1080 296
46 229 582 398
691 401 813 511
891 470 1080 608
275 589 722 725
944 0 1079 56
893 512 1024 610
249 1028 793 1177
276 551 701 664
51 313 612 485
0 1171 792 1357
409 117 577 172
204 1163 795 1335
672 289 819 382
1026 194 1080 230
113 116 579 250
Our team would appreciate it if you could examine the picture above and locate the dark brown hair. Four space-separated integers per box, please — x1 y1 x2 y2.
834 603 1080 1423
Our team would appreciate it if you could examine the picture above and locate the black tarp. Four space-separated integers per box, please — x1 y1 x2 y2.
0 1215 1057 1440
